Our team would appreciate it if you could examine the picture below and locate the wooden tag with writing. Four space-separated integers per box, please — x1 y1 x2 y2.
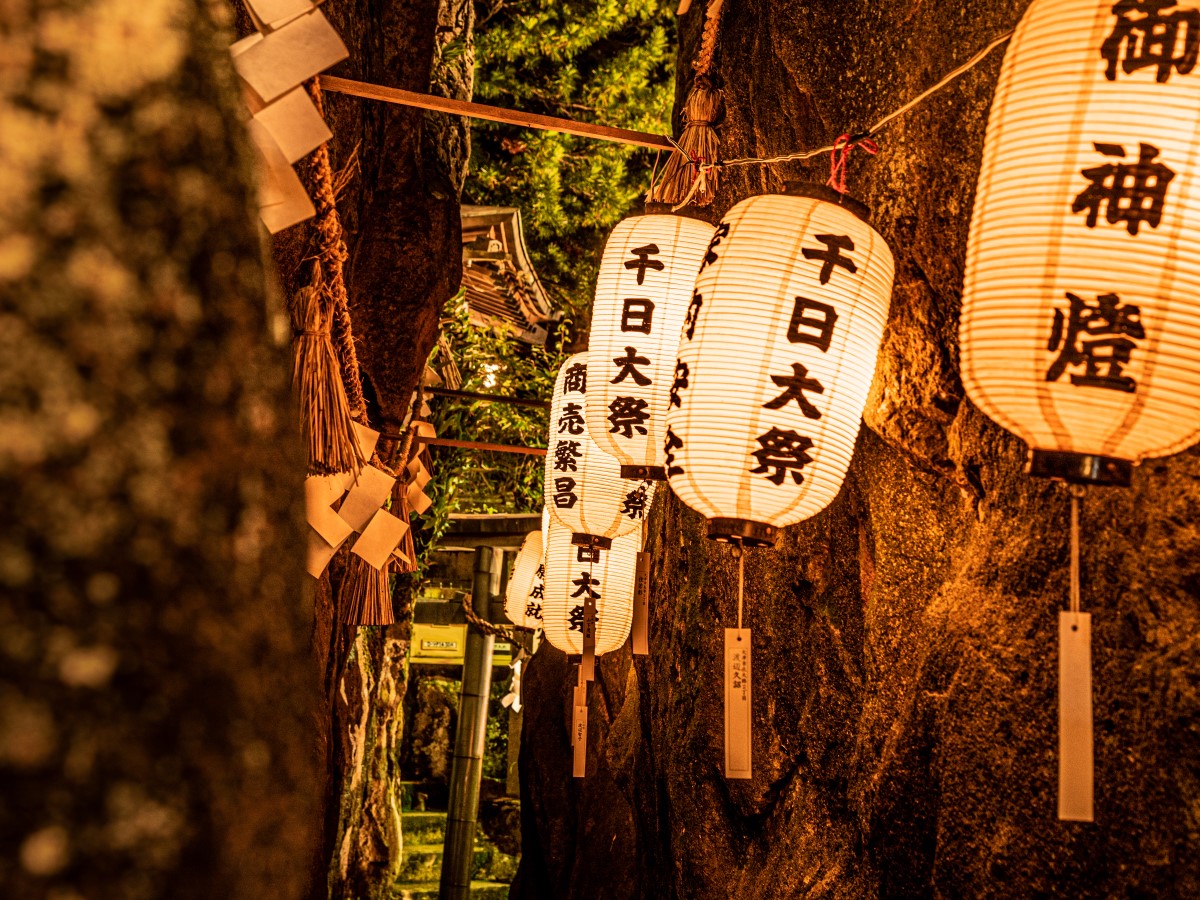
572 682 588 778
580 596 597 681
1059 612 1093 821
724 628 752 780
632 550 651 655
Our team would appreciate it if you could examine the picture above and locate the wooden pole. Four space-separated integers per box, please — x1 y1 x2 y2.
440 547 497 900
319 75 674 152
426 387 550 410
414 437 547 457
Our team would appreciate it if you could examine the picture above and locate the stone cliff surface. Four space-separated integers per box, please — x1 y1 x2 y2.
513 2 1200 897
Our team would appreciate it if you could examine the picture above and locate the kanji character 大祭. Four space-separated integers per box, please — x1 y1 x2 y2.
1046 291 1145 392
1072 142 1175 235
1102 0 1199 83
554 440 582 472
611 347 652 386
608 396 650 437
763 363 824 419
571 571 601 599
750 427 815 485
621 485 648 519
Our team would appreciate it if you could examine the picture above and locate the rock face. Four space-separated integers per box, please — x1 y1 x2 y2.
513 1 1200 898
0 2 318 898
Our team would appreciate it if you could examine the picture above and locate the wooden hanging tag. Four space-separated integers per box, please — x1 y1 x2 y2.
632 550 651 655
580 596 597 681
1058 611 1094 822
572 682 588 778
724 628 752 780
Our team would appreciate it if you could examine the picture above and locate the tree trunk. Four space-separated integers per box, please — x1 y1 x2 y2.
260 2 473 896
514 1 1200 897
0 2 319 898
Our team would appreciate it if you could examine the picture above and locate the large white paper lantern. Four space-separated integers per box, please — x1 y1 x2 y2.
504 527 544 629
665 187 895 545
961 0 1200 485
544 353 654 543
586 214 714 480
541 522 638 655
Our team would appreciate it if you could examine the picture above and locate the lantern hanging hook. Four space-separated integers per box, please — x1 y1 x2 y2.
729 538 746 633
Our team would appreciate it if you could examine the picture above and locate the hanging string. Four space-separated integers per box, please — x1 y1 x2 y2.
737 545 744 632
1069 485 1084 617
668 26 1014 206
827 133 879 194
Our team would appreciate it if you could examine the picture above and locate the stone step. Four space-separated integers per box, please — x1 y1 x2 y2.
398 844 488 883
391 881 509 900
401 810 446 846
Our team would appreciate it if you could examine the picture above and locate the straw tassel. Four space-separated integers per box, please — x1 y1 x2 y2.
292 276 365 476
339 552 394 626
648 0 727 207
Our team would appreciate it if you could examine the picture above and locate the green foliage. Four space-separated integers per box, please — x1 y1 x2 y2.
468 0 677 325
412 3 676 568
413 297 565 568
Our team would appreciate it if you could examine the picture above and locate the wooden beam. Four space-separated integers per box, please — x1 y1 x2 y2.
426 387 551 410
319 75 674 152
415 436 547 457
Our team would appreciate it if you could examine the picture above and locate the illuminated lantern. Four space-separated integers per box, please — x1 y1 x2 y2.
545 353 654 545
587 214 714 480
665 187 895 546
541 522 638 656
961 0 1200 485
504 527 544 629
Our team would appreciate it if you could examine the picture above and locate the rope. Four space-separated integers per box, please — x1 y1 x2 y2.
307 81 367 422
693 0 727 84
461 592 534 641
737 547 744 632
676 27 1014 184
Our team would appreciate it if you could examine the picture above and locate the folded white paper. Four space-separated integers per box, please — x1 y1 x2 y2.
337 465 395 532
232 10 348 104
352 509 410 569
254 86 331 163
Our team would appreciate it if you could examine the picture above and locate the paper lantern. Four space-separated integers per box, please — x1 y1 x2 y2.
545 353 654 544
541 522 638 656
961 0 1200 486
665 187 895 545
504 527 544 629
586 214 714 480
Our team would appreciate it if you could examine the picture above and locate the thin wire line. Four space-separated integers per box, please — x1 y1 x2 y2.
1069 486 1083 616
708 28 1015 173
737 546 745 632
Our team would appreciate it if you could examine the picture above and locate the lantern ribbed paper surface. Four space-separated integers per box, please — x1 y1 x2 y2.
586 214 714 479
962 0 1200 476
545 353 654 539
541 523 638 655
504 528 544 629
665 191 894 542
